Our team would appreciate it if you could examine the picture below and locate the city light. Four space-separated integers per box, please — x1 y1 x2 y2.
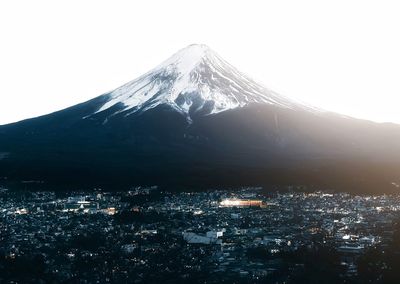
220 199 264 207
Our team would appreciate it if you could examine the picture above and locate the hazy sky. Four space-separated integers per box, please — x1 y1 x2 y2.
1 0 400 125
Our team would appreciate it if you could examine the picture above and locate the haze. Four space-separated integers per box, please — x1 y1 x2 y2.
1 0 400 125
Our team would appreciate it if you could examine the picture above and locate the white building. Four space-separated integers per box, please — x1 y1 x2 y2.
183 230 224 244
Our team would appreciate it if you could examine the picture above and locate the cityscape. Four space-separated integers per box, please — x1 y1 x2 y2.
2 186 400 283
1 2 400 283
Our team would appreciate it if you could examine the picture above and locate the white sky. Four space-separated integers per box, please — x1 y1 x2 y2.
1 0 400 125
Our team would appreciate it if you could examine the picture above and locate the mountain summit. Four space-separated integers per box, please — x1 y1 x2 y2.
0 44 400 192
93 44 302 121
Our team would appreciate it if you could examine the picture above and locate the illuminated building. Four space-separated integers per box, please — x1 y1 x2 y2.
219 199 264 207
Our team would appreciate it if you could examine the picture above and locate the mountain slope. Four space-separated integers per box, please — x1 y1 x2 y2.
0 44 400 193
92 44 305 121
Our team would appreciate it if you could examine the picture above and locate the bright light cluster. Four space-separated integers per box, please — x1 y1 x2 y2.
219 199 264 207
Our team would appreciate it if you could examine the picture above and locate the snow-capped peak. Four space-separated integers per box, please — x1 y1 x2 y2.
156 44 212 75
94 44 301 120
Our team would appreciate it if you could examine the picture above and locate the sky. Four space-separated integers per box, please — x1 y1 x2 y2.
0 0 400 125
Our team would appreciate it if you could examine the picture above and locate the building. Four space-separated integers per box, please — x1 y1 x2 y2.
220 199 264 208
183 230 224 244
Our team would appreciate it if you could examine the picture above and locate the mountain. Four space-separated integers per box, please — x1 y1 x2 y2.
1 44 400 193
93 44 303 121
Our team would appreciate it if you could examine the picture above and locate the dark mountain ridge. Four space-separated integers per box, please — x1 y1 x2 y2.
1 44 399 193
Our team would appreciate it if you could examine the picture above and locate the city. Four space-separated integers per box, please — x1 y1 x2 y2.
2 186 400 283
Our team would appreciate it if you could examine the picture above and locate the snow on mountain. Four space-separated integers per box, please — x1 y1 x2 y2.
93 44 304 120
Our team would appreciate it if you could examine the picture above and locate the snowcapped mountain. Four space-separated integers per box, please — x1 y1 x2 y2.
92 44 306 122
0 44 400 193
